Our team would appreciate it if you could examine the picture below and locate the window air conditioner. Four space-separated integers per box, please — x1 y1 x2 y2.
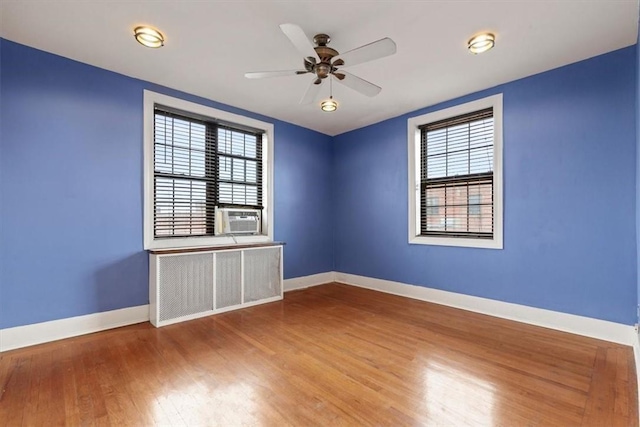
215 207 261 235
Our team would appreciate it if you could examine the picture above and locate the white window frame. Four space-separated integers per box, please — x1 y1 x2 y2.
407 94 503 249
143 90 274 250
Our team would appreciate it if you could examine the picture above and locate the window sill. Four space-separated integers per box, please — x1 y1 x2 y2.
409 235 503 249
149 241 284 255
144 234 272 251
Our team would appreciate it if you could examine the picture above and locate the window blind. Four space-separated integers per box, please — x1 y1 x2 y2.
217 126 262 207
419 108 494 238
153 110 262 238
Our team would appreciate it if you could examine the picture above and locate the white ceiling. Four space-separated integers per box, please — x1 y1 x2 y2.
1 1 638 136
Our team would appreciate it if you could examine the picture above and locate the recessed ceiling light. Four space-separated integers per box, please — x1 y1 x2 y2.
134 26 165 48
468 33 495 54
321 97 338 112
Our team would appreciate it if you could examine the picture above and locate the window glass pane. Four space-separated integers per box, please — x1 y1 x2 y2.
469 147 493 174
444 216 466 232
245 137 257 158
446 151 469 176
231 133 245 156
468 194 482 215
154 114 206 178
219 156 232 181
154 144 171 174
469 118 493 149
218 182 259 206
426 196 439 216
229 183 254 206
426 129 447 156
446 124 469 152
154 177 207 237
218 128 258 159
219 182 233 204
217 157 257 185
427 154 447 179
218 128 232 155
191 150 205 177
423 115 494 180
246 160 257 184
232 158 245 182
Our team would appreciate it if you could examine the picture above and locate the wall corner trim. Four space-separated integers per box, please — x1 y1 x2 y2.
333 272 636 346
0 305 150 352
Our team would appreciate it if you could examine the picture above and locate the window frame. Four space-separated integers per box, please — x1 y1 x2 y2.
407 94 503 249
143 90 274 250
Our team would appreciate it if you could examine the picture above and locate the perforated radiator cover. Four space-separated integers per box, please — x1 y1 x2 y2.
158 253 214 322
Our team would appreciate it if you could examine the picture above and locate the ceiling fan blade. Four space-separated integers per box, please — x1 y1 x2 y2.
300 79 322 105
245 70 306 79
335 37 396 68
334 71 381 97
279 23 320 62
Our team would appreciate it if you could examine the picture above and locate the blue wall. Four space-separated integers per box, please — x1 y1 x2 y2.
1 38 638 330
334 47 637 325
0 39 334 329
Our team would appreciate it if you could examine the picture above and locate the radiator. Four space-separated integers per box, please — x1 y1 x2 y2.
149 245 283 327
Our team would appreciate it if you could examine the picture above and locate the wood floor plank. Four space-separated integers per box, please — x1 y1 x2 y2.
1 356 28 426
0 283 636 426
79 340 110 425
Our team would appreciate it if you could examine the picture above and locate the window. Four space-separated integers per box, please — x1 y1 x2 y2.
408 94 503 249
421 108 493 238
153 112 262 237
144 91 273 249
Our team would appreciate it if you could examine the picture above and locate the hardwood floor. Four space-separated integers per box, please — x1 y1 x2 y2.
0 283 636 426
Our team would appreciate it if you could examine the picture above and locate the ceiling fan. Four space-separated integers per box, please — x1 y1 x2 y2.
245 24 397 105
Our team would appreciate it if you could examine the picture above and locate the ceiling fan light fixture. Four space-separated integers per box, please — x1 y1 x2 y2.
134 26 164 48
468 33 495 54
321 97 338 112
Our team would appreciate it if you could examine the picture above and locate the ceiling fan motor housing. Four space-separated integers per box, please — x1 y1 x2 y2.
312 33 339 80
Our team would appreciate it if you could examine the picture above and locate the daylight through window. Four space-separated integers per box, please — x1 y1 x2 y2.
419 108 494 239
153 110 262 238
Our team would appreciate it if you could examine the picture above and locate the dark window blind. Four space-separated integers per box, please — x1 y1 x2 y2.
217 126 262 207
419 108 494 239
153 110 262 238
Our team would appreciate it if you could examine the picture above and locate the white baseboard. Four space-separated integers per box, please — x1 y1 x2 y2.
1 272 634 352
284 272 336 292
334 272 636 346
0 305 150 352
